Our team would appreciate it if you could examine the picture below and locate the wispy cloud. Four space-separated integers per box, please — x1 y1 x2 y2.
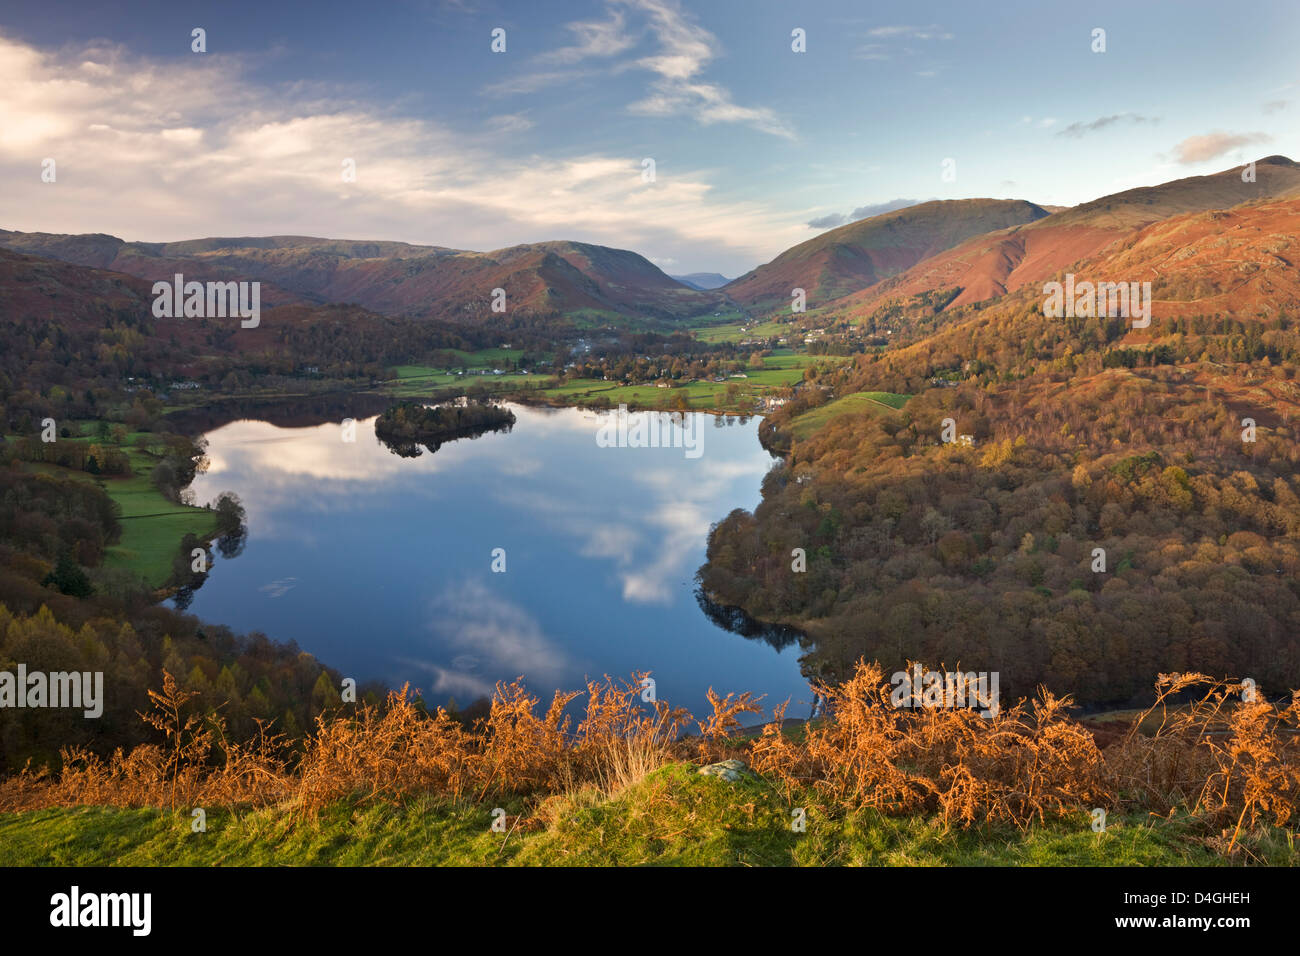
1056 113 1159 138
482 7 635 94
855 23 952 60
0 32 807 271
484 0 793 139
867 24 954 40
1172 130 1271 164
853 44 890 61
620 0 794 139
807 198 930 230
537 9 636 64
481 69 589 96
486 111 535 133
1262 100 1289 115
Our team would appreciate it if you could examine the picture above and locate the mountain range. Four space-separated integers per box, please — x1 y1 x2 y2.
0 232 727 325
822 155 1300 322
2 156 1297 333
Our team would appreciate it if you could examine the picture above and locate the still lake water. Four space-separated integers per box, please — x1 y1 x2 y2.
179 403 811 723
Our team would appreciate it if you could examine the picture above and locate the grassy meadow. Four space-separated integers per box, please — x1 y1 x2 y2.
787 391 912 439
2 762 1282 867
12 424 217 588
384 350 849 415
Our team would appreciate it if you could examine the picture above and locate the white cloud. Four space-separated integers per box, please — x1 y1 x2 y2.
1172 130 1271 164
537 9 636 64
854 24 950 64
482 1 793 140
481 69 589 96
853 44 890 61
486 112 535 133
867 25 954 40
0 32 805 269
620 0 794 139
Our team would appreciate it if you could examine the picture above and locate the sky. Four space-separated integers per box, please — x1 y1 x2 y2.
1 0 1297 275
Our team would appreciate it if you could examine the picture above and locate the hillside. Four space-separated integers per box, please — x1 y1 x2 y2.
0 231 726 324
700 196 1300 708
0 246 495 394
723 199 1050 314
1075 198 1300 321
831 156 1300 320
866 196 1300 348
0 245 154 323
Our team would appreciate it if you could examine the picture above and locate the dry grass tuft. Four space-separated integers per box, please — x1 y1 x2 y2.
749 661 1110 828
2 662 1297 854
1105 673 1300 851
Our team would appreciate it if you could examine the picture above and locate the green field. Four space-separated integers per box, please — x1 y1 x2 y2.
788 390 911 440
15 427 217 588
690 318 793 344
383 350 849 415
0 762 1278 866
105 493 218 589
384 351 541 398
392 347 525 374
539 353 837 412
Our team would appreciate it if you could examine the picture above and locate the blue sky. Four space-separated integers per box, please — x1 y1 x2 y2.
2 0 1297 274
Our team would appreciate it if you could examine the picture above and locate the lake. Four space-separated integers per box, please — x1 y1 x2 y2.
177 402 812 724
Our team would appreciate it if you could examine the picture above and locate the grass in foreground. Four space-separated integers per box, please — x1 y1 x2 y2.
1 763 1290 867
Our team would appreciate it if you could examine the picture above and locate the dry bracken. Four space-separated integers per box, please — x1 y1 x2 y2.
1 662 1296 855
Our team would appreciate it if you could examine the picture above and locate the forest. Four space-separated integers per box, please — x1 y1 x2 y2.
700 275 1300 707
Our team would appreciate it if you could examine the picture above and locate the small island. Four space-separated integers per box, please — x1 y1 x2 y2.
374 400 516 457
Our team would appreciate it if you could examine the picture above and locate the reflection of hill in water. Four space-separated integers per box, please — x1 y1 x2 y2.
167 392 394 434
694 588 805 652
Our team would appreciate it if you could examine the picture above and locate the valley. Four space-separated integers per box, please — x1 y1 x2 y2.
4 154 1300 872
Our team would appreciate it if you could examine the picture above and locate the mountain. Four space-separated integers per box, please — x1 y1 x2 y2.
798 194 1300 398
0 232 726 324
703 190 1300 711
9 157 1298 332
0 245 153 323
671 272 732 290
723 199 1051 315
831 156 1300 320
866 196 1300 373
0 245 500 395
